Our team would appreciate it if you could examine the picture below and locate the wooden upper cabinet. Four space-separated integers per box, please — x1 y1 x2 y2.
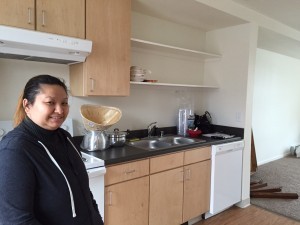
36 0 85 38
70 0 131 96
0 0 85 38
0 0 35 30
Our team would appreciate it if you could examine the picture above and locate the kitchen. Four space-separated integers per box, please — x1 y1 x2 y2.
1 0 300 224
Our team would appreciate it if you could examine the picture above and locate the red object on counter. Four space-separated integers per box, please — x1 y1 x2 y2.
187 129 202 138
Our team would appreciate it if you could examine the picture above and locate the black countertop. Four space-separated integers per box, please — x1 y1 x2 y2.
74 135 242 166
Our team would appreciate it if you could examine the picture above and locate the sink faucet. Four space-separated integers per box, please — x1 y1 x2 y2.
147 122 157 138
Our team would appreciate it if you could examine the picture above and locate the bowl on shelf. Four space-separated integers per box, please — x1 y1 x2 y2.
187 129 202 138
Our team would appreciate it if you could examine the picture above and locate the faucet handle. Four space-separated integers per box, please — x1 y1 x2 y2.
160 130 164 137
147 122 157 137
148 121 157 127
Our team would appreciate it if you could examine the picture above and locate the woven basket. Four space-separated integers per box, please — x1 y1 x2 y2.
80 104 122 131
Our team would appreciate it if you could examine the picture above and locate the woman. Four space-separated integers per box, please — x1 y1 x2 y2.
0 75 104 225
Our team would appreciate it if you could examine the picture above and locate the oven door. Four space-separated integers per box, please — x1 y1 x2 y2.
87 166 106 221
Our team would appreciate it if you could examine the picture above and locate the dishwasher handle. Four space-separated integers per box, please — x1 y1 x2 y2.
212 140 244 155
215 147 243 155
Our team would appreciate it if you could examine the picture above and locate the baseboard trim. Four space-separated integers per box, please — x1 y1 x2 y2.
257 153 290 166
188 215 202 225
236 198 251 208
188 198 251 224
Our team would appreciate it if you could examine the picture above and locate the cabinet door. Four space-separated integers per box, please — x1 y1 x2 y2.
105 176 149 225
149 167 183 225
84 0 130 96
0 0 35 29
36 0 85 38
182 160 211 222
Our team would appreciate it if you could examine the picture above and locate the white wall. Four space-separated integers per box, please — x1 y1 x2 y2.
0 59 69 117
253 48 300 165
0 13 208 136
0 13 254 139
201 23 254 128
132 11 206 51
131 11 206 85
200 23 258 207
0 9 256 210
0 58 204 135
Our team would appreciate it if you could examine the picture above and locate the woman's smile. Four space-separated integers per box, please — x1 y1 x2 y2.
24 84 69 130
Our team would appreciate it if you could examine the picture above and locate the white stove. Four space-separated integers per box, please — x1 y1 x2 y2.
81 152 106 220
81 152 105 169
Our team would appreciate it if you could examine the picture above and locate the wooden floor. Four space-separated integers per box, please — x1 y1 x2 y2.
194 205 300 225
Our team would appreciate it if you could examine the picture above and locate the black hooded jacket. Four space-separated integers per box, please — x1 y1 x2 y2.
0 118 104 225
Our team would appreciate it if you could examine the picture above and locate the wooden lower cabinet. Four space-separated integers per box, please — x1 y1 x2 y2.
104 176 149 225
104 147 211 225
149 147 211 224
183 160 211 222
149 167 184 225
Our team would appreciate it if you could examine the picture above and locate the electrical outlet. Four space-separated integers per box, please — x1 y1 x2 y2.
77 123 86 135
235 112 242 122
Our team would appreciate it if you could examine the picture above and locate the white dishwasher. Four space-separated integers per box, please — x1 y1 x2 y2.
205 140 244 219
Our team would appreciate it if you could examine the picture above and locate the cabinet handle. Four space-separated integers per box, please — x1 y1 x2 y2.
42 10 46 27
90 78 94 92
124 169 136 175
27 8 32 24
179 170 184 182
188 168 191 180
108 191 112 206
184 169 191 181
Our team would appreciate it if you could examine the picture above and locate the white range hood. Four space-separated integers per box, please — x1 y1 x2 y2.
0 25 92 65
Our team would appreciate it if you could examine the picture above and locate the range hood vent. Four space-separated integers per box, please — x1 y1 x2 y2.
0 25 92 65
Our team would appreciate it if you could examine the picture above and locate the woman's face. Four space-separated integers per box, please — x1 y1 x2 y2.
23 84 69 130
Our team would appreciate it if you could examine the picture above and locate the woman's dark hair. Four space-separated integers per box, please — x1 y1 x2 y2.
14 75 68 126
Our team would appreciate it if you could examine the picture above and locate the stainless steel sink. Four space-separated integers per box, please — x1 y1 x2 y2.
128 139 172 150
126 135 206 151
158 136 199 145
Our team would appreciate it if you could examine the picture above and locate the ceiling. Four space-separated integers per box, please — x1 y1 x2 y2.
132 0 300 59
233 0 300 32
132 0 300 32
132 0 247 31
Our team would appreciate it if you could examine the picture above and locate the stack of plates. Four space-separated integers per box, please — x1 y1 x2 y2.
130 66 145 82
130 74 145 82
